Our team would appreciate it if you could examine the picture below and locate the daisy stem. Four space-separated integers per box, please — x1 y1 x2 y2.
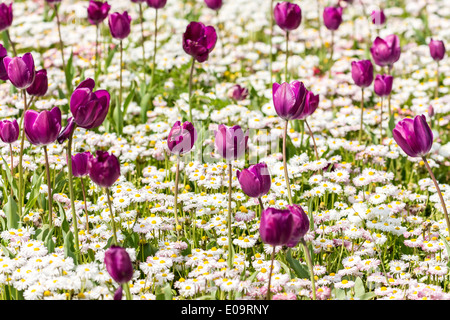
188 57 195 123
18 89 28 220
174 156 180 231
358 88 364 145
301 238 316 300
283 120 293 206
227 163 234 269
80 177 89 234
138 2 146 82
422 156 450 234
43 146 53 229
304 119 319 160
150 8 158 90
266 245 276 300
66 125 81 263
285 31 289 83
5 29 17 56
106 187 118 246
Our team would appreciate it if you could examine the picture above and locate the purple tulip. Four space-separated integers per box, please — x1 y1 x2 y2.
108 11 132 40
89 150 121 188
87 0 111 25
297 90 319 120
24 107 62 146
0 119 19 144
0 44 8 81
236 162 271 198
351 59 374 88
259 207 294 246
3 53 36 89
373 74 393 97
204 0 222 10
429 39 446 62
227 84 249 101
0 3 13 32
182 21 217 63
57 117 76 144
370 35 401 67
214 124 248 161
428 105 434 118
114 287 123 300
371 10 386 25
72 152 93 178
70 78 110 130
273 2 302 32
26 69 48 97
323 7 343 31
286 205 310 247
392 115 433 158
167 121 197 155
272 81 308 120
104 245 134 284
147 0 167 9
45 0 62 3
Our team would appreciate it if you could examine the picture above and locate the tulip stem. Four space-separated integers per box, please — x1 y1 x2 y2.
435 61 439 100
379 96 384 142
304 119 319 160
330 30 334 62
301 239 316 300
66 125 81 263
106 187 118 246
80 177 90 234
150 8 158 90
138 2 146 82
422 156 450 235
316 0 323 56
258 197 265 212
122 282 132 300
94 24 99 76
387 64 392 118
227 163 234 269
266 245 276 300
188 57 195 123
285 31 289 83
174 156 180 232
358 88 364 145
5 30 17 57
18 89 28 220
54 4 66 74
269 0 274 83
9 144 13 196
43 146 53 228
118 40 123 135
283 120 293 205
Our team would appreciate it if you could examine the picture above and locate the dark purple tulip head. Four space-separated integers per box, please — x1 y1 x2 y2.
274 2 302 32
0 44 8 81
392 115 433 158
214 124 248 161
272 81 308 120
70 78 110 130
428 105 434 118
108 11 132 40
72 151 93 178
373 74 393 97
236 162 271 198
204 0 222 10
24 107 62 146
0 119 19 144
259 207 294 246
323 6 343 31
114 287 123 300
370 35 401 67
57 117 76 144
298 90 319 120
371 10 386 25
104 245 134 284
3 53 36 89
167 121 197 155
429 39 445 62
147 0 167 9
182 21 217 63
89 150 121 188
286 204 310 247
227 84 249 101
0 3 13 32
351 59 374 88
87 0 111 25
26 69 48 97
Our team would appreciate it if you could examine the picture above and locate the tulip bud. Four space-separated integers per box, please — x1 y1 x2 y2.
204 0 222 10
89 150 121 188
236 162 271 198
286 205 310 247
370 34 401 67
227 84 249 101
272 81 308 120
182 21 217 63
274 2 302 32
214 124 248 161
0 44 8 81
351 60 374 88
24 107 62 146
72 152 93 177
0 3 13 32
0 119 19 144
167 121 197 155
373 74 393 97
57 117 76 144
259 207 294 246
371 10 386 25
429 39 446 62
26 69 48 97
323 7 343 31
87 0 111 25
428 105 434 118
147 0 167 9
3 53 36 89
392 115 433 158
104 246 134 284
108 11 132 40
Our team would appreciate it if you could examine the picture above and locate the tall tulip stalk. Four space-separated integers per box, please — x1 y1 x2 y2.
373 74 393 141
148 0 168 89
323 6 343 62
429 39 446 99
87 1 111 74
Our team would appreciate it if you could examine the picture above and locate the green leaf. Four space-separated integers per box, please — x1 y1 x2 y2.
1 244 14 258
1 156 18 197
354 277 366 297
123 86 135 116
63 231 76 261
359 292 376 300
388 114 395 138
286 248 310 279
333 287 347 300
156 283 173 300
140 92 151 123
3 195 19 230
64 50 74 94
